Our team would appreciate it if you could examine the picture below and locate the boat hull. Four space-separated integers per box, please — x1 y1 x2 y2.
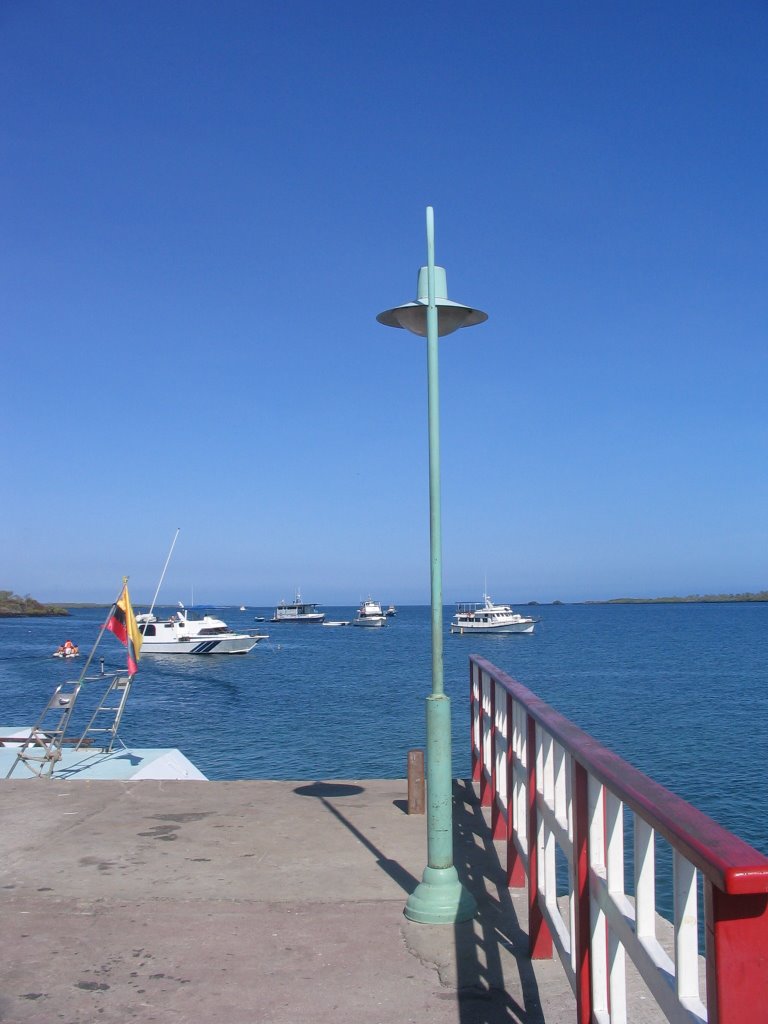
450 621 534 635
141 635 260 655
271 614 325 623
352 617 386 627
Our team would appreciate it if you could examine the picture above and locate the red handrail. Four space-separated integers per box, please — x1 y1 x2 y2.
471 655 768 894
470 654 768 1024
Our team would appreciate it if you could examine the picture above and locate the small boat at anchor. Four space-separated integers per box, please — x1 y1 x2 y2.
352 599 387 627
53 641 80 659
450 594 536 635
136 605 266 655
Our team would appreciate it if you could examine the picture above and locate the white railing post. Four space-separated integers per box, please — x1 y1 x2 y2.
513 701 527 859
494 680 507 835
606 792 627 1023
673 850 700 1007
480 670 492 806
589 776 609 1021
634 817 656 942
471 661 481 781
542 733 556 914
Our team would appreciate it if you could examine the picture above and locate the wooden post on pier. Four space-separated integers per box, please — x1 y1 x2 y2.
407 749 425 815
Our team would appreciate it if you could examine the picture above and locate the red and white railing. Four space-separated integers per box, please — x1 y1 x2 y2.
469 655 768 1024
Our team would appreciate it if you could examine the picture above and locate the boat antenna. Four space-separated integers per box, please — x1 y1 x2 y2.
147 528 180 619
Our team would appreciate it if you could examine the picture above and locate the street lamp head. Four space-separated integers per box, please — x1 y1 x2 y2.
377 266 488 338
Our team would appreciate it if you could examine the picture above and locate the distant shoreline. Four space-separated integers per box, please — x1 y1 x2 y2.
4 593 767 615
0 591 69 617
584 592 768 605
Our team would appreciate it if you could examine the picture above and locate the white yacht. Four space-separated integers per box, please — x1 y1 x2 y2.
450 594 536 635
385 605 397 617
271 593 325 623
136 606 265 654
352 598 387 627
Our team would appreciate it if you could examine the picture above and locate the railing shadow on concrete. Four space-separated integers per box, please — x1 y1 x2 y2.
451 776 549 1023
293 781 548 1022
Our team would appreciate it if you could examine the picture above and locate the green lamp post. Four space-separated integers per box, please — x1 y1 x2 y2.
377 207 488 923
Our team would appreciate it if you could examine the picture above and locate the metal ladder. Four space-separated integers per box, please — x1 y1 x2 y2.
5 681 83 778
74 673 133 753
5 671 134 778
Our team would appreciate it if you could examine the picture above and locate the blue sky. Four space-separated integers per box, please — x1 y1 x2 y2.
3 1 767 605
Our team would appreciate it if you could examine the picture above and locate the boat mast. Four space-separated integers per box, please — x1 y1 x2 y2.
147 528 181 619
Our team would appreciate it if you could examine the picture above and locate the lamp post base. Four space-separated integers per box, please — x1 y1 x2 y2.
404 865 477 924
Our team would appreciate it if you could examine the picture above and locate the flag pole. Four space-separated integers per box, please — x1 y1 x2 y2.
75 578 127 684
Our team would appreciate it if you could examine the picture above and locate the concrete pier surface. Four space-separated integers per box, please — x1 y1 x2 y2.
1 776 665 1024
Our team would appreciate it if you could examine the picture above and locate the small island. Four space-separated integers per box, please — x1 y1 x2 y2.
587 591 768 605
0 590 69 617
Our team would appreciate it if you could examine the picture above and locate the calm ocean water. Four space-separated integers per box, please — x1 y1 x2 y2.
2 602 767 858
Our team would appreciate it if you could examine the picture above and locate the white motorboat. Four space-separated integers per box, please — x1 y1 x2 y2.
136 605 265 654
271 592 325 623
450 594 536 635
385 605 396 617
352 598 387 627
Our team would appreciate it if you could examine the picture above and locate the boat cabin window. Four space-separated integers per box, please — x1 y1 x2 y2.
140 623 156 637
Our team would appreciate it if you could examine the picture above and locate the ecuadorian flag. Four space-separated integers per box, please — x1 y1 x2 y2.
106 583 142 675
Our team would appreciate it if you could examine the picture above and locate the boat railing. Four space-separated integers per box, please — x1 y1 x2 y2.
454 601 482 614
469 654 768 1024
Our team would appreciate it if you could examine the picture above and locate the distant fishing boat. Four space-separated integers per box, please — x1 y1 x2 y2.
271 592 325 623
450 594 536 635
352 599 387 628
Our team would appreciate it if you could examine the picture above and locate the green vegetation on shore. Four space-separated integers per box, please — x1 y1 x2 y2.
0 591 69 617
588 591 768 604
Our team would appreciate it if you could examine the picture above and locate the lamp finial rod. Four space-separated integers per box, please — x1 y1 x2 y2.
426 207 435 311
